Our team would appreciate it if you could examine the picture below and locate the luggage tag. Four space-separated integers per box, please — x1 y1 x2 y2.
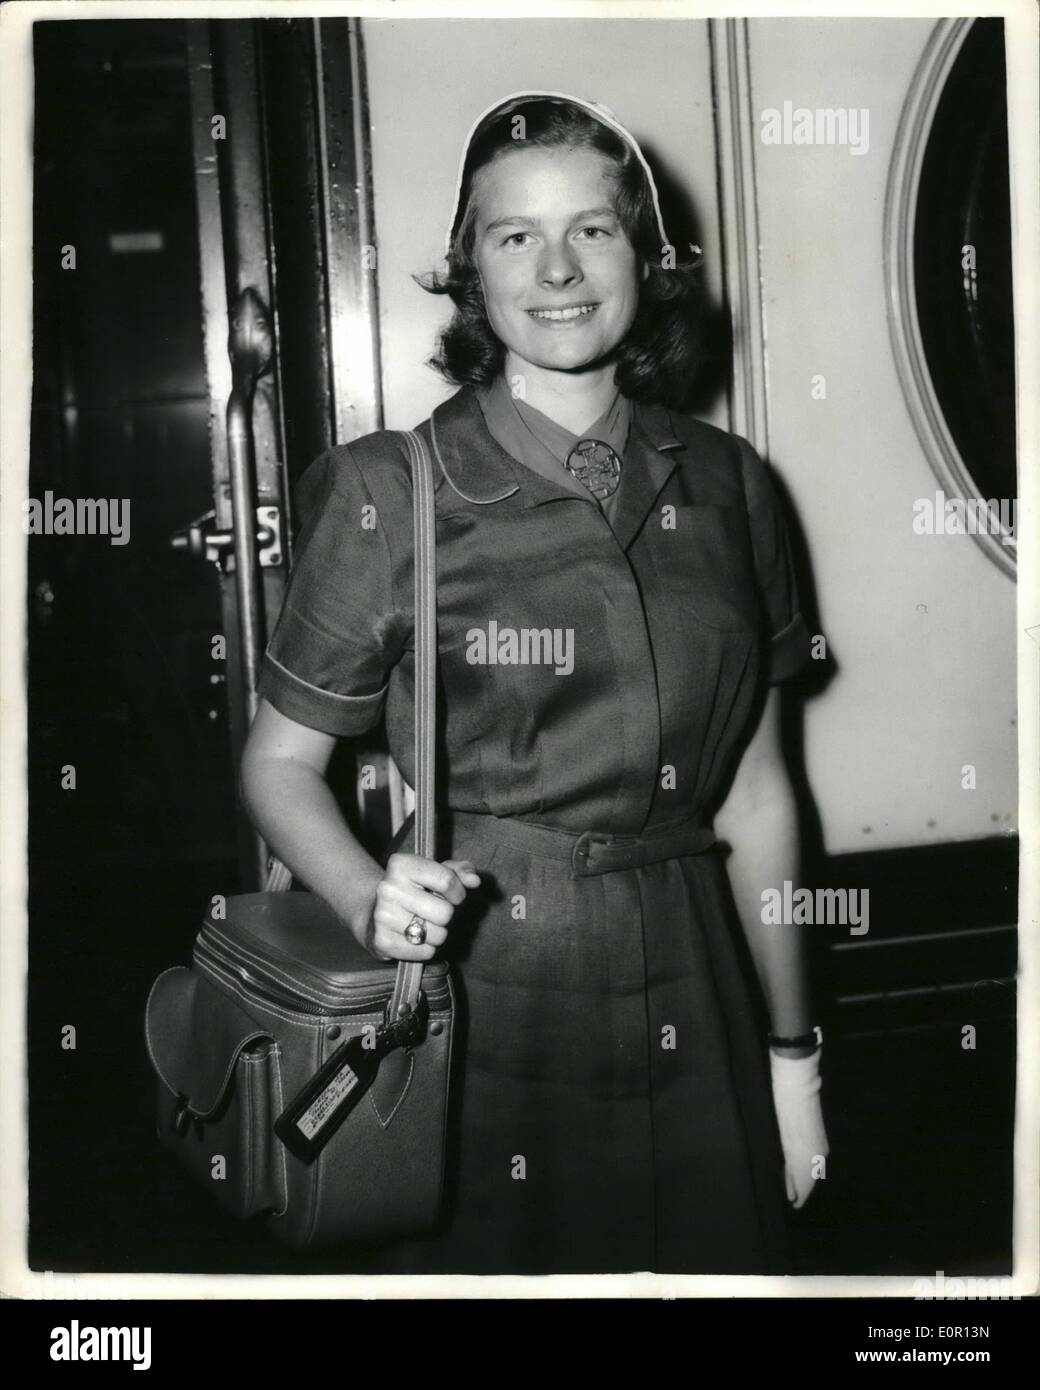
274 994 429 1163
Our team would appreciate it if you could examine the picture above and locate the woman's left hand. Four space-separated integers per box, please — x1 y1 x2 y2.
769 1046 829 1209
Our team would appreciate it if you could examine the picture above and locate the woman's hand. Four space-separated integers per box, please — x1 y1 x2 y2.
769 1046 829 1209
364 853 481 961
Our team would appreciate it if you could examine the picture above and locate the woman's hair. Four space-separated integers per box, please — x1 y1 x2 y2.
418 98 703 409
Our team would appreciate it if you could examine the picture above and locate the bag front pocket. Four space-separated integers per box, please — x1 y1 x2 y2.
147 967 285 1220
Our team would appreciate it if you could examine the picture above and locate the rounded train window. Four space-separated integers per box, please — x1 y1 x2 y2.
886 18 1017 576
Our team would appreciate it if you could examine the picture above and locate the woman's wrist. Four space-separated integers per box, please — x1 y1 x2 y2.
768 1024 822 1059
327 861 384 948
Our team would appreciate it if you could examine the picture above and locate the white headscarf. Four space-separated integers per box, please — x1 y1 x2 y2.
444 90 669 257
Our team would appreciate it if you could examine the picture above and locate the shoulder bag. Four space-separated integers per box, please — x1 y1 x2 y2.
144 430 453 1249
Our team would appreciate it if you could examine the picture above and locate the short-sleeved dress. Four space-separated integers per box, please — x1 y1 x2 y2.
257 382 811 1275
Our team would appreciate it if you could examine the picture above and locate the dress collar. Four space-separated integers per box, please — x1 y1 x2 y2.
474 374 590 502
511 384 632 468
428 384 684 548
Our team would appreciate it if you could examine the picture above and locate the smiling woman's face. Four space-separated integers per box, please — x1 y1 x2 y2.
470 144 644 381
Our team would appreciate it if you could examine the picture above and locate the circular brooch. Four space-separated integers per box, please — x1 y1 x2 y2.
564 439 622 501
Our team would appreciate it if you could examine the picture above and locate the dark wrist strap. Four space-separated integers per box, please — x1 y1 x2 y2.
769 1025 823 1050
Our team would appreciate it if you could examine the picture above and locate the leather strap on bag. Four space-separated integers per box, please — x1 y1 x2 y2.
262 429 437 1027
387 429 437 1024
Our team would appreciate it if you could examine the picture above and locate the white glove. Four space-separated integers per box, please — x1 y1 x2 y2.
770 1045 829 1209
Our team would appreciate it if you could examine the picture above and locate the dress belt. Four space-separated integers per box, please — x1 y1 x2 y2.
446 809 717 877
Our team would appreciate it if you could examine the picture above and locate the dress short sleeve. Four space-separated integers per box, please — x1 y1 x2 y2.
733 436 812 684
256 444 406 736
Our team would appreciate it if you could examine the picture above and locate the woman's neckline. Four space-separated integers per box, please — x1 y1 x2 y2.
501 353 620 435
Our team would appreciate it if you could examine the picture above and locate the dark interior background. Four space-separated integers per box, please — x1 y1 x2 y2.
26 17 1017 1276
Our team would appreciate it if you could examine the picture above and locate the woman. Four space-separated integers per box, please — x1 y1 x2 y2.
241 92 828 1275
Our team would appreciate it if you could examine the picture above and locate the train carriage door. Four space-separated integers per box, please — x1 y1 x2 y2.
183 17 391 888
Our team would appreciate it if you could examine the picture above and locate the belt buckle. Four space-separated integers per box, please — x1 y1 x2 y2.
572 829 634 874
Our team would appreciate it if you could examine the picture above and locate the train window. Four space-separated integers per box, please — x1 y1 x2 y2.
886 18 1016 576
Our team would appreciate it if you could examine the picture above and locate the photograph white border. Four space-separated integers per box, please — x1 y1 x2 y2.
2 0 1037 1301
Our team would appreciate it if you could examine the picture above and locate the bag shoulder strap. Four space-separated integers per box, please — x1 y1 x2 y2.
387 429 437 1022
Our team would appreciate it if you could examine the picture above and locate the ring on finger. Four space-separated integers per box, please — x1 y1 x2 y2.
404 914 428 946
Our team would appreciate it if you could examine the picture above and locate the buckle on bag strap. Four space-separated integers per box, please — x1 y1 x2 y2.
382 990 429 1050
